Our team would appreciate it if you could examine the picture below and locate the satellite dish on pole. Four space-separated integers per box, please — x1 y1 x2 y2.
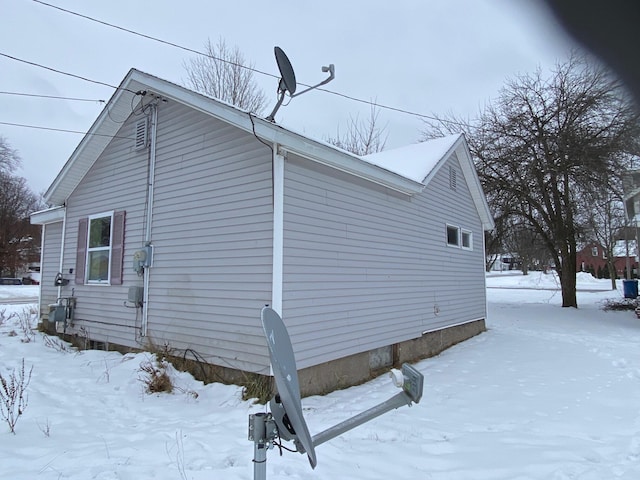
261 306 316 467
249 306 424 479
266 47 335 122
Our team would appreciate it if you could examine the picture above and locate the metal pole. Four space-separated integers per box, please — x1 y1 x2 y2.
250 413 268 480
311 392 412 448
250 413 279 480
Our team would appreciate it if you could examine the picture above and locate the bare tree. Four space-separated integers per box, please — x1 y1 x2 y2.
423 52 640 308
580 175 628 289
0 135 20 174
327 103 388 156
183 37 267 114
0 137 41 277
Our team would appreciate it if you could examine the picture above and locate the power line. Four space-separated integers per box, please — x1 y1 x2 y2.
0 52 138 94
32 0 278 80
31 0 455 124
0 120 133 139
0 91 105 103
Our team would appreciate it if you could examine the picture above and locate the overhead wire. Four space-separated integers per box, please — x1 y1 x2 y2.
0 52 138 93
0 91 105 103
1 1 476 136
30 0 471 127
0 121 134 139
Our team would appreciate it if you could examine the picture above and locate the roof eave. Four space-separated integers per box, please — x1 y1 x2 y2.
30 205 66 225
422 135 494 231
46 69 425 202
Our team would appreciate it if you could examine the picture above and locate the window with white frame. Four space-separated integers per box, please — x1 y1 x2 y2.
446 225 460 247
75 211 125 286
86 213 113 283
461 230 473 250
446 224 473 250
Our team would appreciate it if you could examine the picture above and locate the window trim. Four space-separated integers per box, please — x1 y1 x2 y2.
85 211 114 284
446 224 474 250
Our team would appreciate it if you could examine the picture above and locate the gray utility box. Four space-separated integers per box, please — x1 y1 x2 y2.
128 286 144 306
49 304 67 323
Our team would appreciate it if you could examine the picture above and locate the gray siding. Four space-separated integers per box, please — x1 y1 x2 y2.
282 152 486 369
39 222 63 318
61 107 149 348
147 101 273 373
59 101 273 373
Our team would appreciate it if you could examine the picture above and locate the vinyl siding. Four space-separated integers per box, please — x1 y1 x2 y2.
59 101 273 372
61 107 149 348
147 101 273 373
282 151 486 369
39 221 63 318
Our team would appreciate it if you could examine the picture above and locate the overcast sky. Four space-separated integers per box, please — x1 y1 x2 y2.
1 0 578 195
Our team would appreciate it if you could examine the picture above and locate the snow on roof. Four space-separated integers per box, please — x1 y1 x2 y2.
361 134 462 183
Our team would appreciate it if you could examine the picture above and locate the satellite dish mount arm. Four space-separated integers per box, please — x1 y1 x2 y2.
266 46 335 122
290 64 335 98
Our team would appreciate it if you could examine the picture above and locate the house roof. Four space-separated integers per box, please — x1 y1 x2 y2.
364 134 494 229
43 68 494 230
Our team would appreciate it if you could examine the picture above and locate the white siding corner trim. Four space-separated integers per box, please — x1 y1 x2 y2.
271 146 285 315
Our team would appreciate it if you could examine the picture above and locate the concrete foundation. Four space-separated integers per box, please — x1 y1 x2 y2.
40 314 485 400
296 319 486 397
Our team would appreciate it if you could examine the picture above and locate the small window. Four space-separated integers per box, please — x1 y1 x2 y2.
461 230 473 250
446 225 460 247
591 246 598 257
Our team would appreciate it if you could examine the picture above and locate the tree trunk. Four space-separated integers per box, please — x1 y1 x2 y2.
608 262 617 291
559 249 578 307
560 270 578 307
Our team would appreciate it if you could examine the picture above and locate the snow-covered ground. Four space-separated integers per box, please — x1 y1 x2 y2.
1 272 640 479
0 285 39 302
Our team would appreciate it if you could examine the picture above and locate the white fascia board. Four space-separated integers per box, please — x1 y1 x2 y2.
30 206 66 225
456 144 495 231
277 141 424 195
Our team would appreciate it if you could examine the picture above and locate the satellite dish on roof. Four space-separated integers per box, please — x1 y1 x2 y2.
266 47 336 122
274 47 297 96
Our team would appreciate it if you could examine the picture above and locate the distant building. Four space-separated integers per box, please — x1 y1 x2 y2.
576 240 638 278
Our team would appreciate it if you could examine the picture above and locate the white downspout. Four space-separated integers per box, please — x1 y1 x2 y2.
142 102 158 336
272 145 285 315
57 206 68 299
38 223 46 317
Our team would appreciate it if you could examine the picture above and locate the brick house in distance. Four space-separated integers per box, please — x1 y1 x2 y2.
576 240 638 278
